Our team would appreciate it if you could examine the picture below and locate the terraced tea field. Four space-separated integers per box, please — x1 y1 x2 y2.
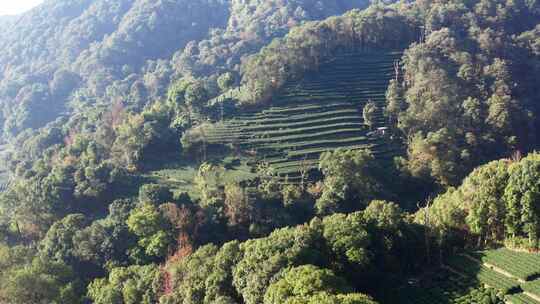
204 51 403 181
396 268 504 304
471 248 540 281
390 248 540 304
446 255 520 294
522 281 540 301
506 293 540 304
439 249 540 304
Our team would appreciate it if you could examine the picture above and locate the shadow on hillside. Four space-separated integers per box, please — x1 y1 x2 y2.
383 256 504 304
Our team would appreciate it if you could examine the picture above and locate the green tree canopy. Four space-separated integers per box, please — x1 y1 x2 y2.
264 265 376 304
504 154 540 246
87 264 158 304
317 149 380 214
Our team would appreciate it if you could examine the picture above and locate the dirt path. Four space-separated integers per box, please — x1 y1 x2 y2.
524 291 540 303
442 264 498 291
442 265 468 279
505 246 540 254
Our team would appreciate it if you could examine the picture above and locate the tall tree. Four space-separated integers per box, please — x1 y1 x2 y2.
504 156 540 246
317 149 380 214
363 100 378 130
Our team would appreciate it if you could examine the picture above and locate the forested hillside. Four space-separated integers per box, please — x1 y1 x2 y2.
0 0 539 303
0 0 370 139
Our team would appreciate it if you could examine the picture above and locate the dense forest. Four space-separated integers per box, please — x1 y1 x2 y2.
0 0 539 303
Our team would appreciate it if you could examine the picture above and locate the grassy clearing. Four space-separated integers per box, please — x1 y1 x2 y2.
143 158 257 199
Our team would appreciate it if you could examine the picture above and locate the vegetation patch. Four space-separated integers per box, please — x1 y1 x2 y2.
397 268 504 304
196 51 403 181
472 249 540 281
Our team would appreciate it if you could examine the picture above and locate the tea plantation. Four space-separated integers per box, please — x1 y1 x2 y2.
204 51 403 181
398 269 504 304
398 249 540 304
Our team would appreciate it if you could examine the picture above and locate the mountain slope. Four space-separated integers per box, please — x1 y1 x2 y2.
194 51 402 181
0 0 230 136
0 0 372 139
0 1 539 304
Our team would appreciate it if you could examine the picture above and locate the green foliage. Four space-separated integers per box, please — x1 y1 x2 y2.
462 160 509 243
127 203 175 259
239 4 417 103
218 73 235 92
362 101 378 130
87 264 158 304
395 1 540 185
112 102 178 170
203 50 402 185
322 213 370 266
4 83 57 136
399 267 504 304
0 177 57 240
475 248 540 281
517 24 540 56
167 78 211 130
264 265 376 304
0 1 539 303
160 208 418 304
194 162 226 208
504 155 540 246
160 242 242 304
363 200 403 231
445 254 520 295
281 184 305 208
181 0 373 79
39 214 88 267
138 184 174 206
421 160 511 245
384 79 403 124
405 129 464 186
0 257 83 304
167 79 194 108
233 225 321 304
317 149 380 214
420 153 540 248
224 182 251 228
74 199 137 267
0 244 34 274
505 293 539 304
166 244 220 303
0 0 231 137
